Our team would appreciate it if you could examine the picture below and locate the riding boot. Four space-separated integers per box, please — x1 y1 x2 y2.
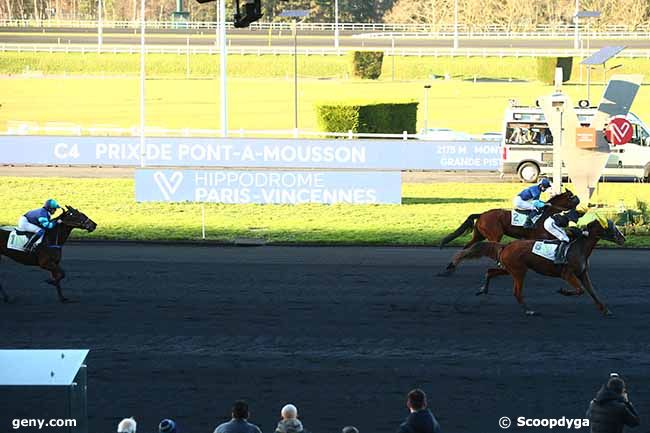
523 210 538 229
554 242 568 264
24 232 43 253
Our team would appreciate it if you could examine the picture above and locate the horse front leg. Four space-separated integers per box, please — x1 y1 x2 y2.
0 279 9 303
43 262 68 303
578 270 611 316
0 256 7 303
511 270 536 315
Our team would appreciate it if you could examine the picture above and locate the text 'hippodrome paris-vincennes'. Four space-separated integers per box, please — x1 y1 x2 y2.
191 172 380 204
94 142 367 163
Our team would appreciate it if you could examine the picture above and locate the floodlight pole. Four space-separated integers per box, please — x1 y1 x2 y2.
453 0 458 50
573 0 579 50
587 65 591 102
219 0 228 137
334 0 339 51
293 18 298 134
139 0 145 168
423 84 431 131
97 0 103 52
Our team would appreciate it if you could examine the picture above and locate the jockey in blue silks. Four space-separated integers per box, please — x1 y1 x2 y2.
18 199 61 252
513 178 552 228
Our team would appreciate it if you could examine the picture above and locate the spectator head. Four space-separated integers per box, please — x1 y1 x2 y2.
342 427 359 433
406 389 428 411
158 419 177 433
117 418 137 433
232 400 250 420
606 377 626 395
281 404 298 420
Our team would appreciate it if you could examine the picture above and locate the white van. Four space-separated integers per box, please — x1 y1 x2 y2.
499 101 650 182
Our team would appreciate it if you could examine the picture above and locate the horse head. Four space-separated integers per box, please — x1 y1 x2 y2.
587 218 626 246
59 206 97 233
548 188 580 211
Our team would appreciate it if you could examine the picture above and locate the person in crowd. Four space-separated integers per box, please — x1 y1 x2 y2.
159 419 177 433
587 375 640 433
274 404 305 433
397 389 442 433
117 417 137 433
214 400 263 433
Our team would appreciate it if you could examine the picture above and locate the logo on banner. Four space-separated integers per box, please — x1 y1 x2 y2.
575 127 596 149
153 171 184 200
605 116 633 145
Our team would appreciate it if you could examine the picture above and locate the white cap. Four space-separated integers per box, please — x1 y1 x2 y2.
117 418 137 433
281 404 298 419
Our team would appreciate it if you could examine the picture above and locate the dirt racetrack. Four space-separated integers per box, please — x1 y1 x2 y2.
1 244 649 433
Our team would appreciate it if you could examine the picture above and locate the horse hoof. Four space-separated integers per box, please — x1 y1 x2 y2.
524 310 538 316
45 279 56 286
475 289 487 296
603 309 614 317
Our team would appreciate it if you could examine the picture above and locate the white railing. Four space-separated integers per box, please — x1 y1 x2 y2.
2 43 650 58
0 19 649 36
4 121 492 141
355 30 650 39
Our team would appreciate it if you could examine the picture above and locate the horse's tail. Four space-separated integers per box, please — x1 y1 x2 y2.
440 214 481 248
451 241 504 266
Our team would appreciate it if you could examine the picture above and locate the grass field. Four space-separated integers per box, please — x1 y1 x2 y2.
0 177 648 246
2 77 649 134
3 53 650 82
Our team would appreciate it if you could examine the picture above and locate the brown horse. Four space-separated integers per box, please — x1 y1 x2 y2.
438 189 580 276
448 218 625 316
0 206 97 303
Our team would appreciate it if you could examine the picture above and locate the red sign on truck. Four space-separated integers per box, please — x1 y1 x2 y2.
605 116 633 145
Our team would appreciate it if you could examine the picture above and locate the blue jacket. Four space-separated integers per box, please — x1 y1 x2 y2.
24 207 56 230
398 409 442 433
518 185 543 201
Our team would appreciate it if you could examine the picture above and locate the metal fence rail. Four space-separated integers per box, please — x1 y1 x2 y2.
2 43 650 58
1 19 649 37
6 121 485 140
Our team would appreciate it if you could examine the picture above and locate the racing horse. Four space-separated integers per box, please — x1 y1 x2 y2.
438 189 580 276
0 206 97 302
448 217 625 316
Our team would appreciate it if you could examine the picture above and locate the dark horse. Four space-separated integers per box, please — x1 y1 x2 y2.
448 218 625 316
438 189 580 276
0 206 97 302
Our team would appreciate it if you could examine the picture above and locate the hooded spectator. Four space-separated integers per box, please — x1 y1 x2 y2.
587 376 640 433
397 389 442 433
159 419 177 433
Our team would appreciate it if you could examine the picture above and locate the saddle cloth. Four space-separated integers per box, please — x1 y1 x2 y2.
511 209 543 227
531 240 571 262
1 226 42 252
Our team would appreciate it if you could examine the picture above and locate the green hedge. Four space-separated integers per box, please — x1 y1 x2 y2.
348 51 384 79
316 102 418 134
536 57 573 85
